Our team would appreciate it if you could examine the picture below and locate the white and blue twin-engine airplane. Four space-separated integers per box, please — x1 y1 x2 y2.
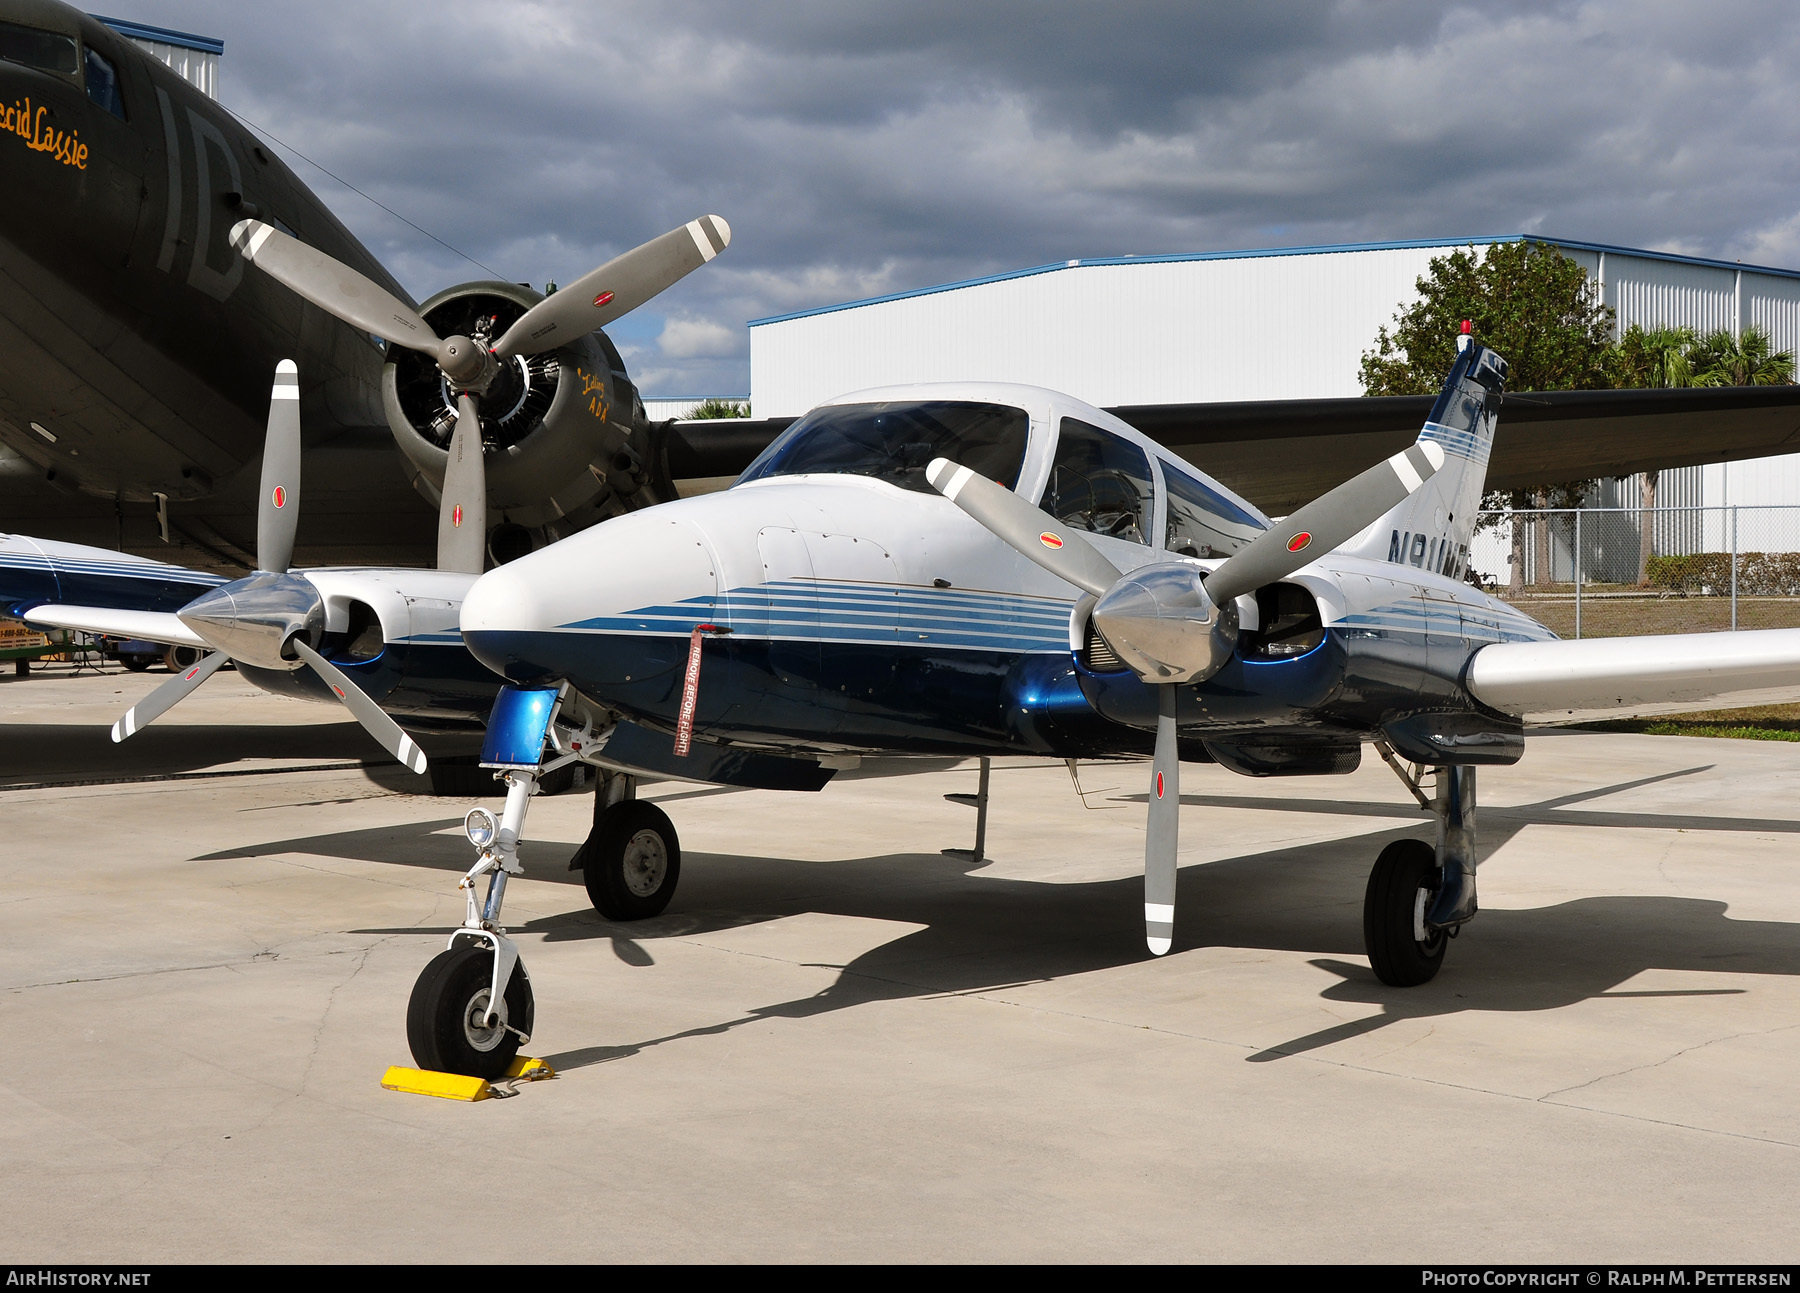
400 330 1800 1077
13 331 1800 1080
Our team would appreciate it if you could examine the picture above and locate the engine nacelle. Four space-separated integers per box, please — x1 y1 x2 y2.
381 281 660 540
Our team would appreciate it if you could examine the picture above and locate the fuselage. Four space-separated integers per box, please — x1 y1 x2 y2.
0 1 425 560
461 382 1555 768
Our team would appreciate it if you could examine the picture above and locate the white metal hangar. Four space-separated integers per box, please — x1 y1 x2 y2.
746 236 1800 508
749 236 1800 415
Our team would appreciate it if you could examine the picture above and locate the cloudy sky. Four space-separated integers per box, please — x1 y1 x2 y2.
118 0 1800 397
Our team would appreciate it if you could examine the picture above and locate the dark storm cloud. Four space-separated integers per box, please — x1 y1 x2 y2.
115 1 1800 396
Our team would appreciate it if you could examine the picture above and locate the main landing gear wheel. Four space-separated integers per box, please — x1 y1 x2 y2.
579 800 680 920
406 944 534 1078
1364 838 1446 987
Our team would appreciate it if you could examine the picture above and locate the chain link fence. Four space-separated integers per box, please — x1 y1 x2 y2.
1470 506 1800 638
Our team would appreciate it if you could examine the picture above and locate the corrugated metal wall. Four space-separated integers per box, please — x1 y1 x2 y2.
750 238 1800 508
641 397 747 421
126 39 219 98
749 246 1454 416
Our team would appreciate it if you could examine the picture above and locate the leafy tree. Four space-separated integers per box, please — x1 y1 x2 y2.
1360 240 1616 397
1360 240 1614 588
1687 325 1796 387
684 398 750 419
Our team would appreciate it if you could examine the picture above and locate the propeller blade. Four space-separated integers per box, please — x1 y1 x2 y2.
230 220 442 359
111 650 230 742
290 639 428 774
257 360 301 573
926 457 1122 598
437 393 486 574
1144 683 1178 956
492 215 732 359
1202 441 1446 606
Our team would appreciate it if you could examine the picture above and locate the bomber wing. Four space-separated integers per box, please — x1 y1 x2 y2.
655 386 1800 516
1116 385 1800 515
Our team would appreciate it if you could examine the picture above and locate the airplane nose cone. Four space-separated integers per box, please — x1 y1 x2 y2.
461 510 723 685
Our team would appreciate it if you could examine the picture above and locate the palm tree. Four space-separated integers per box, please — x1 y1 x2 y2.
1613 325 1698 582
1688 325 1796 387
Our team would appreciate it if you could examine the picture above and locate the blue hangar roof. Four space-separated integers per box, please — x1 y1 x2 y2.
748 235 1800 328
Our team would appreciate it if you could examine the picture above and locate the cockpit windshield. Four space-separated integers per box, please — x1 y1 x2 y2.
0 21 78 79
736 400 1030 494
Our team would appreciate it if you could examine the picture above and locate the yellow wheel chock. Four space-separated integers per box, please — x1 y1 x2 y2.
381 1056 555 1101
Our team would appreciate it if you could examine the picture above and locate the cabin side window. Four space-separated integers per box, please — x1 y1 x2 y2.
83 46 125 118
1161 462 1265 557
1041 418 1154 546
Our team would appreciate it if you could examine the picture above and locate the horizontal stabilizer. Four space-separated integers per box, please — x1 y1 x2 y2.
1467 629 1800 722
23 605 207 648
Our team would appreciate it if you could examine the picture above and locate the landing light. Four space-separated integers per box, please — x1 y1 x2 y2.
464 807 498 850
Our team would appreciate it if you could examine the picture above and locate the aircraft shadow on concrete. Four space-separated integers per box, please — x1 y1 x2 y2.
196 762 1800 1068
0 719 479 785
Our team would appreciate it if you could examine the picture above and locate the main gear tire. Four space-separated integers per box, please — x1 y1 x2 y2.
577 800 680 921
1363 838 1447 987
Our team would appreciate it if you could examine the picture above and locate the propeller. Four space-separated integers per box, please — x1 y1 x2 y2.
230 214 732 571
109 361 429 774
926 436 1445 956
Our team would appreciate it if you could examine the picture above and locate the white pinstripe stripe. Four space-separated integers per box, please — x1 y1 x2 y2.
1389 451 1423 492
686 219 718 262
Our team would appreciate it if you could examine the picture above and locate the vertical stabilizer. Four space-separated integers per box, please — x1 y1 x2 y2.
1343 329 1508 581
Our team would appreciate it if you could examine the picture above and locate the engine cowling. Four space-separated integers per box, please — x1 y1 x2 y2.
380 281 664 544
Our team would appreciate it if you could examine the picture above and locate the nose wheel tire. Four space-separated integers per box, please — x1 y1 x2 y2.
1363 838 1447 987
577 800 681 921
406 944 534 1078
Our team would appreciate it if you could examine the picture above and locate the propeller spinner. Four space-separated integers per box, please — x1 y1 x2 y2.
927 437 1445 956
111 361 428 775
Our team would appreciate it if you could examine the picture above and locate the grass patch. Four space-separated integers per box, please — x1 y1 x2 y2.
1579 703 1800 742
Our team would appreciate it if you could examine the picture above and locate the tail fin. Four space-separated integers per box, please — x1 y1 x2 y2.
1343 334 1508 581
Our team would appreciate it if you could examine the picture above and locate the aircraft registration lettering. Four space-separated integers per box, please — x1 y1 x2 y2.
3 98 88 170
1387 527 1471 581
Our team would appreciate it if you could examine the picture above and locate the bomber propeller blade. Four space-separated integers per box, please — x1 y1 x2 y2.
229 221 442 359
437 393 487 575
492 216 732 359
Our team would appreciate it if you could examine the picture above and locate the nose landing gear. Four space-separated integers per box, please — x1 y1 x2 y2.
406 684 586 1077
407 941 535 1078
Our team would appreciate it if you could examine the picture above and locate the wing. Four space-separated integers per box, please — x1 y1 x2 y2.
1115 385 1800 515
22 605 206 647
653 388 1800 516
1466 629 1800 723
